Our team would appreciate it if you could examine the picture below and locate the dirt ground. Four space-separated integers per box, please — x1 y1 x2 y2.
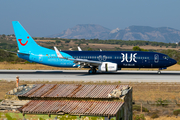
131 82 180 118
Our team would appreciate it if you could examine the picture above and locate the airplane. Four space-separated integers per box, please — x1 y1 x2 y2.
12 21 177 74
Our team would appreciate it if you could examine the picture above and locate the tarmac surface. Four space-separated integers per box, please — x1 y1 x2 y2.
0 70 180 82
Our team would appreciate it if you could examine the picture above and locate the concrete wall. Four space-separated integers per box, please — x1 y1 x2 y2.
123 87 133 120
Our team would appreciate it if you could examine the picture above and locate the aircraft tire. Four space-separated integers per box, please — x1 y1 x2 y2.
88 69 97 74
88 70 92 74
92 69 97 74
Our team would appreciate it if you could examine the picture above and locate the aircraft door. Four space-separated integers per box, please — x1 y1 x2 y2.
105 63 108 72
39 54 43 62
154 54 159 63
142 59 151 68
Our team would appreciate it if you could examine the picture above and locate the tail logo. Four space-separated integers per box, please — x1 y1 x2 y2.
18 36 29 46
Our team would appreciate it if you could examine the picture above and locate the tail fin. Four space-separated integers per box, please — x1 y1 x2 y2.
12 21 41 53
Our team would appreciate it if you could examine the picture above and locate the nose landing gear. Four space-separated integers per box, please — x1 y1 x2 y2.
157 70 161 74
157 67 167 74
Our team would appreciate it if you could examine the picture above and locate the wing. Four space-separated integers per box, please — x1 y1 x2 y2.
54 46 101 67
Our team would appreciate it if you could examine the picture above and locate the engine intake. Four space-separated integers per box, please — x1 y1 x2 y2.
98 62 117 72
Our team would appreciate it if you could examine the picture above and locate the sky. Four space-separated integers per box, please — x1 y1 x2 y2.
1 0 180 37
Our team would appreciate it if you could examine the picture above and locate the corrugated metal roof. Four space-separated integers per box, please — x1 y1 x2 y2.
18 84 129 99
19 100 124 116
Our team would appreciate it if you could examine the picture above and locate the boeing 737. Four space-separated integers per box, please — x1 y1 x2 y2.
12 21 177 74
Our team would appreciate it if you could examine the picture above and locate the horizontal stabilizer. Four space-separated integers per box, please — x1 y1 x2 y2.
4 50 29 55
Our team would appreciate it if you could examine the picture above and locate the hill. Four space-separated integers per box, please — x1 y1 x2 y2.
48 25 180 43
48 24 111 40
0 35 180 64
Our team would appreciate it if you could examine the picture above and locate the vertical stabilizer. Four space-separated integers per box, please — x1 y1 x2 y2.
12 21 41 53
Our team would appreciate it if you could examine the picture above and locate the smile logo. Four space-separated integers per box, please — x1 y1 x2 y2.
18 36 29 46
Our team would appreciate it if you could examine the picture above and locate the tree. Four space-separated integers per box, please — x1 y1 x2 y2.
2 34 6 38
87 47 92 51
133 46 148 51
133 46 141 51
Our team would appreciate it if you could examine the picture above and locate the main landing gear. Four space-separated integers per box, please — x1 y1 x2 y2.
88 67 97 74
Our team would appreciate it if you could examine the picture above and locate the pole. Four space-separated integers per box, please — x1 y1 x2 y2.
16 76 19 88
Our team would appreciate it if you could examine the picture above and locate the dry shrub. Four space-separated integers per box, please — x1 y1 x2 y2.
151 112 159 119
133 105 149 112
133 114 146 120
173 109 180 116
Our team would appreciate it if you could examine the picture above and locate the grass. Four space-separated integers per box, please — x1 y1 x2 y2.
0 61 88 70
133 105 149 112
122 64 180 71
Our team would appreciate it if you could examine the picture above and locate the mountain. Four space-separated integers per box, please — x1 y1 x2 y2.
48 25 180 43
109 26 180 43
48 24 111 40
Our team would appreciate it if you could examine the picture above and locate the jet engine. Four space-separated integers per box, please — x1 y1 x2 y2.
98 62 117 72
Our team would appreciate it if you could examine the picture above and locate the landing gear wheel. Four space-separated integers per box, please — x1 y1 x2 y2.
157 71 161 74
88 67 97 74
88 70 92 74
158 68 161 74
92 69 97 74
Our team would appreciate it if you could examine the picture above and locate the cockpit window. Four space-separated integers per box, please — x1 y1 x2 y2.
163 56 170 59
163 56 167 59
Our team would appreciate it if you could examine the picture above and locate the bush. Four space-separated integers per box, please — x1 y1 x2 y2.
133 46 148 51
133 114 146 120
151 113 159 119
155 98 169 107
173 109 180 116
65 40 71 43
5 113 17 120
55 40 61 43
133 105 149 112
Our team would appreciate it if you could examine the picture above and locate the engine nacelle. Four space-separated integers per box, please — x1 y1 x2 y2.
98 62 117 72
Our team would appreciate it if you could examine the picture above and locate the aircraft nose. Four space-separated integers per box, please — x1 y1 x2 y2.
170 59 177 65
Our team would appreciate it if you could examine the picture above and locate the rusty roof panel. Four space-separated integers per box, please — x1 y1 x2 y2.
20 84 44 97
19 100 124 116
29 84 55 97
19 84 129 99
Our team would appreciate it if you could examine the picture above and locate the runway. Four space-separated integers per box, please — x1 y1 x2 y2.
0 70 179 82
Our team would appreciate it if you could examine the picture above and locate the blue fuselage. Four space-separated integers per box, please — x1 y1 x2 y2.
18 50 177 69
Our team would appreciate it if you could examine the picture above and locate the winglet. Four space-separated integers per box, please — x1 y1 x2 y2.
54 46 64 58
